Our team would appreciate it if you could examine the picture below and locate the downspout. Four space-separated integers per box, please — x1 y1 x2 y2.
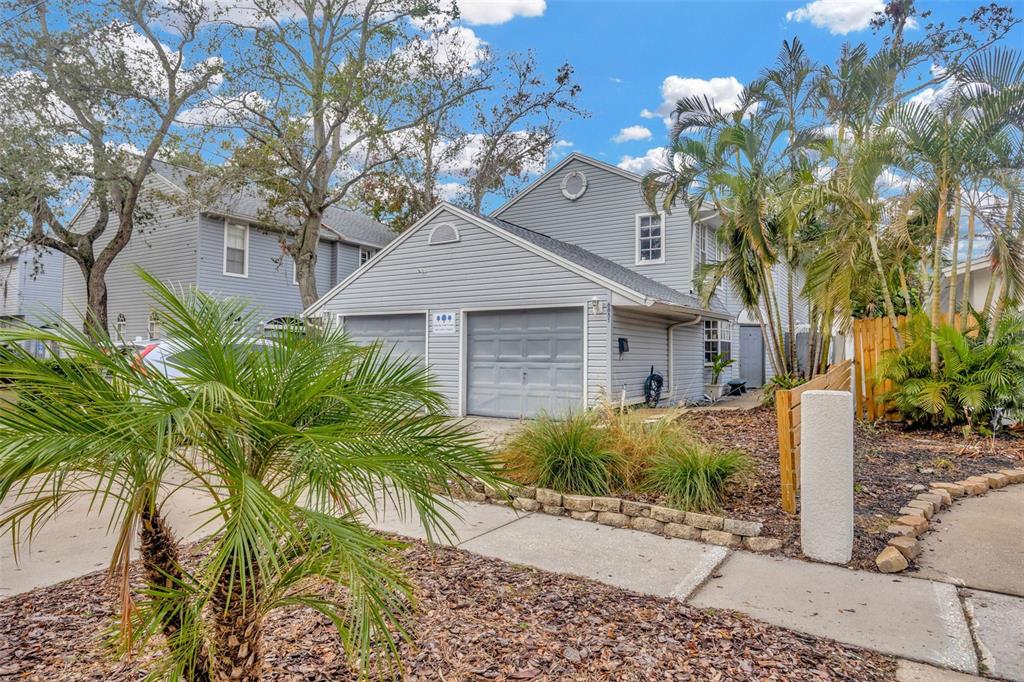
667 314 703 400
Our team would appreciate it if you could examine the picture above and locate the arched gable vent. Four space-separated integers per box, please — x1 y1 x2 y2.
429 222 460 245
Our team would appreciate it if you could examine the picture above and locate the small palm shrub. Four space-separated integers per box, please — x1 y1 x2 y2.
503 412 623 495
643 442 751 512
760 372 804 407
877 312 1024 428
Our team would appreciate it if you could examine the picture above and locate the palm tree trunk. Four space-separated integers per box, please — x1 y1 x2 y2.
929 178 949 374
959 203 977 331
786 266 797 375
210 563 263 682
140 506 210 681
868 232 905 350
898 264 913 313
946 192 962 320
762 265 789 373
987 289 1006 343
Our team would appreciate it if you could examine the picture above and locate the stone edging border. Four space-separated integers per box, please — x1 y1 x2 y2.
458 482 783 553
876 467 1024 573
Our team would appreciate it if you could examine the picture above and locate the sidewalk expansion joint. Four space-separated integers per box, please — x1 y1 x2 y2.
669 545 730 602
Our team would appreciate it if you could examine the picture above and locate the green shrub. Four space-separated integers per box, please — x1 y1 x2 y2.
503 412 623 495
877 312 1024 428
760 372 804 407
643 442 751 512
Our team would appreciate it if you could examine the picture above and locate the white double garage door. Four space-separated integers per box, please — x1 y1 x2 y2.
343 308 584 419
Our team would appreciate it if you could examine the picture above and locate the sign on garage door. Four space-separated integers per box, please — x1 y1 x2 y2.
467 307 583 418
343 313 426 364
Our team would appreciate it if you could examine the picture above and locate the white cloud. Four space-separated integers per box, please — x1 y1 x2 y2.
554 140 573 148
907 64 956 109
176 91 267 126
454 0 545 25
612 125 652 143
876 168 921 194
436 181 465 201
617 147 666 174
786 0 883 34
644 75 745 127
609 76 623 84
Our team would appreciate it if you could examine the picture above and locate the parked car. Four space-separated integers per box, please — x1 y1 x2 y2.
119 337 273 379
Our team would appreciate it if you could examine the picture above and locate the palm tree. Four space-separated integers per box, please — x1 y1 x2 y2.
0 272 502 680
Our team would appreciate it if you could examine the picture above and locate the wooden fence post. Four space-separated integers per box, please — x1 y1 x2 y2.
777 388 796 514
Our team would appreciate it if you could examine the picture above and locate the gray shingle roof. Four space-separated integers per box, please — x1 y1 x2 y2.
477 214 728 315
149 158 395 248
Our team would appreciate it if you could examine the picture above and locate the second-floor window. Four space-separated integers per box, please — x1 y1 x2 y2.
359 247 375 266
223 222 249 277
635 213 664 264
696 224 715 266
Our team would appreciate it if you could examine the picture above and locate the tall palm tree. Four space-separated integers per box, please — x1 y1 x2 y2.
0 272 502 680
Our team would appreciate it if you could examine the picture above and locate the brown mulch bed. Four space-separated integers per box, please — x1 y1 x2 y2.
0 542 896 681
680 407 1024 570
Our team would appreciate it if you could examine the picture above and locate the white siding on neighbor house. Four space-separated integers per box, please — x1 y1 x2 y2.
314 209 613 414
16 248 64 325
196 215 332 323
0 257 19 318
610 307 671 405
496 158 699 296
336 242 362 282
61 186 199 340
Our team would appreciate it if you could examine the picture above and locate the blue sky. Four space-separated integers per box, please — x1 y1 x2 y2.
457 0 1023 176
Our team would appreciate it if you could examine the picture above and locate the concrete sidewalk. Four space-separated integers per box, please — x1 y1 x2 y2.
367 500 1022 679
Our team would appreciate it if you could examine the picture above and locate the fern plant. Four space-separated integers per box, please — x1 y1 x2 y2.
877 312 1024 428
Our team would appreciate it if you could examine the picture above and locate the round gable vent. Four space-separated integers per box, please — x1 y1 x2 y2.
560 170 587 201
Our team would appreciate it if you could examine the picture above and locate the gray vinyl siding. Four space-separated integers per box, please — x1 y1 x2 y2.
496 158 697 296
314 208 612 414
61 185 199 339
17 248 64 325
610 307 671 405
336 242 361 281
0 257 19 318
671 322 707 402
196 215 332 323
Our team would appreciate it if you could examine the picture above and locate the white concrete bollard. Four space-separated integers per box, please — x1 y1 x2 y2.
800 390 854 564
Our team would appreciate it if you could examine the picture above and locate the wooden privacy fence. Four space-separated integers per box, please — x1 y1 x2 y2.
776 359 852 514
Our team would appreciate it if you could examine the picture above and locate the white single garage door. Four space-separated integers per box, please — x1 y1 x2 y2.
343 313 426 364
467 307 583 418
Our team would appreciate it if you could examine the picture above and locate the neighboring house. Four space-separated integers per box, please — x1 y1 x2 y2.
305 153 808 418
941 259 1000 314
0 245 64 326
60 159 395 341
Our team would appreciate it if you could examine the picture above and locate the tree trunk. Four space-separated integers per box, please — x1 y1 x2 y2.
897 264 913 314
929 178 949 374
786 266 797 376
84 264 109 339
762 265 788 374
210 563 262 682
946 192 962 320
295 212 323 310
868 232 904 350
959 203 977 331
140 507 210 681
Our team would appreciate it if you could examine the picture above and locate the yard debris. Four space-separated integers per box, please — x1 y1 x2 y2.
0 541 897 681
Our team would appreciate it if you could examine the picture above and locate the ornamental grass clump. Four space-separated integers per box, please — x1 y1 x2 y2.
643 441 751 512
502 412 623 496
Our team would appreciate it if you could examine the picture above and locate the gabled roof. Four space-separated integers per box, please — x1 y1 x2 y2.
148 158 395 249
491 152 641 218
305 202 729 317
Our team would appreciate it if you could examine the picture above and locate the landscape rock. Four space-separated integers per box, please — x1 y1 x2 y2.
685 512 725 530
928 488 952 507
562 494 594 512
915 492 946 510
663 523 701 540
895 515 928 535
899 506 926 519
464 490 488 502
958 479 987 495
630 517 665 534
541 505 564 516
569 510 597 522
998 469 1024 484
700 530 741 548
591 497 622 513
743 537 783 553
930 482 965 497
980 472 1009 489
649 505 687 525
876 546 909 573
887 536 920 560
596 512 630 528
621 500 650 517
514 486 537 500
904 500 933 518
964 476 991 492
513 497 541 512
535 488 562 506
723 518 763 537
909 484 927 492
886 524 916 537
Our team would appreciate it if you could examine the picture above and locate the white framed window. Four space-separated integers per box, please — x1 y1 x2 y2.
635 213 664 264
292 260 299 285
359 247 374 266
147 311 160 340
223 222 249 277
115 313 127 341
696 224 715 266
703 319 732 366
429 223 460 245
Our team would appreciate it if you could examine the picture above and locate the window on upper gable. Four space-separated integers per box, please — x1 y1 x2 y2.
223 222 248 277
635 213 664 264
359 247 375 266
697 224 715 266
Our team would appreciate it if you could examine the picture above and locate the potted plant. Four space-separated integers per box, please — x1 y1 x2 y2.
705 352 736 401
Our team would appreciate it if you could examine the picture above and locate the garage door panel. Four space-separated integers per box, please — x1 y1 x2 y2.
344 314 426 363
467 308 583 419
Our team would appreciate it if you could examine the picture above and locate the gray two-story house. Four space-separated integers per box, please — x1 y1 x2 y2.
306 153 808 418
61 159 396 341
1 245 64 328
